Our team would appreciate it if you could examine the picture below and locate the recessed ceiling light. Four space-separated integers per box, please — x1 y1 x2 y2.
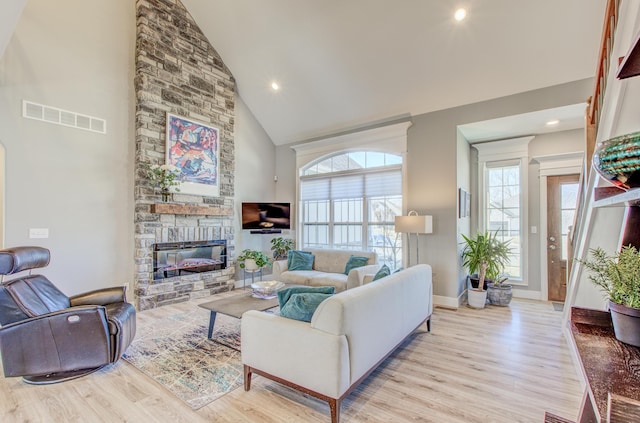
271 82 280 91
454 8 467 21
546 119 560 126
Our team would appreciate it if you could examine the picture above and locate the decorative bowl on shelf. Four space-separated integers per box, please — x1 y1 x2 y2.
593 131 640 190
251 280 285 298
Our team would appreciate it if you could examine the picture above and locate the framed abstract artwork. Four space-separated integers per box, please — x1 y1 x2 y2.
166 113 220 197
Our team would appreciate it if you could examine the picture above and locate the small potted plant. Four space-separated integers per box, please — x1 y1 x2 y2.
144 163 181 201
237 249 272 271
270 237 294 260
461 231 511 309
579 245 640 347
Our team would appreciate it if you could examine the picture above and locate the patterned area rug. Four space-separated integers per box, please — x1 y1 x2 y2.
123 307 243 409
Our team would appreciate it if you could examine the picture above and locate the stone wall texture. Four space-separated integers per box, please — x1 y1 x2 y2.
135 0 236 310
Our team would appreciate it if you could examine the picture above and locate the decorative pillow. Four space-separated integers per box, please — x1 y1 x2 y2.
277 286 335 308
393 267 404 274
287 250 314 269
288 250 315 271
372 264 391 281
343 255 370 275
280 292 334 322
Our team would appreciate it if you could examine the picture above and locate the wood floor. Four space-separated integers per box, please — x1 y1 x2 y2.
0 293 584 422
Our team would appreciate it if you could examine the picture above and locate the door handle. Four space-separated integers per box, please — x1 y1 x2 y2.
549 236 556 242
549 245 556 250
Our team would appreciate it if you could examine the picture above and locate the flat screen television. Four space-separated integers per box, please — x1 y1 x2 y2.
242 202 291 231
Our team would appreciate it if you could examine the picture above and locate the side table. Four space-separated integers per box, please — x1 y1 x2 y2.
243 267 262 289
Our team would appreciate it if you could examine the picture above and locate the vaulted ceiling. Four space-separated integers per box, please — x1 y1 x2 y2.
182 0 606 145
2 1 606 145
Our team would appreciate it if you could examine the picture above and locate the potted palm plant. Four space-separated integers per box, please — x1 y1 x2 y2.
579 245 640 347
237 249 272 271
270 237 294 261
461 231 511 309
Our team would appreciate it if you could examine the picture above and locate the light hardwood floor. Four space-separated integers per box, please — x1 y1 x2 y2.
0 293 584 422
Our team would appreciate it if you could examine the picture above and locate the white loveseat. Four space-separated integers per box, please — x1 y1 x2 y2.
271 248 379 292
242 264 433 423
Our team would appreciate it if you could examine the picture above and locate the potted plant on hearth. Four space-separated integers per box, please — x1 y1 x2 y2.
237 249 272 271
270 237 294 261
461 231 512 309
578 245 640 347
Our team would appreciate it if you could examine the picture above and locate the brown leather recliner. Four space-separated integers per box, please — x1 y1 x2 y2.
0 246 136 384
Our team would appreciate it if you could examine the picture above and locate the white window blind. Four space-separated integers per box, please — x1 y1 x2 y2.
301 170 401 201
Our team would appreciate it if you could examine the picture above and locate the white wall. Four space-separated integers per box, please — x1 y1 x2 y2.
456 130 471 303
234 95 281 257
0 0 27 59
0 0 135 295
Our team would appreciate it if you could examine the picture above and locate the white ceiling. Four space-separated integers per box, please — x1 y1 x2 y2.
0 2 606 145
182 0 605 145
458 103 588 144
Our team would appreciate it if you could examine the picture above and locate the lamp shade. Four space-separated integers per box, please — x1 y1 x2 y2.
394 215 433 234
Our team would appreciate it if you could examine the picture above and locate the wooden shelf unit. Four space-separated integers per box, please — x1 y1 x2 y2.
569 307 640 423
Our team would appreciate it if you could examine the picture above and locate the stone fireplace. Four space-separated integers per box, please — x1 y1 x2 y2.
134 0 237 310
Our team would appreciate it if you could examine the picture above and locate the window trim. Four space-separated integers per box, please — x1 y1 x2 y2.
474 136 532 285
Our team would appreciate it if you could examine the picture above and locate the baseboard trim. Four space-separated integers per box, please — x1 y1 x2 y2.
512 289 542 300
434 295 460 309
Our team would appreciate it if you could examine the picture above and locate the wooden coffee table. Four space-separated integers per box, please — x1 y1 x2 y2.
198 292 279 340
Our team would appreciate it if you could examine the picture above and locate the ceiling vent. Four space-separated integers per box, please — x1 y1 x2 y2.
22 100 107 134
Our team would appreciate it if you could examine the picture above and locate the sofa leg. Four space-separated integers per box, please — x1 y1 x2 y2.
329 398 341 423
426 318 431 332
244 365 252 391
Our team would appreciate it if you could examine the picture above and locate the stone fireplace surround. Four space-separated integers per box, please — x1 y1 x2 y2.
134 0 237 311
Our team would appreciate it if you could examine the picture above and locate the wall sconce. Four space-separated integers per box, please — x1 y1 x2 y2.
394 211 433 266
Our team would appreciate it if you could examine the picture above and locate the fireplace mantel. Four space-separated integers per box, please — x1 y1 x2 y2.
151 203 233 216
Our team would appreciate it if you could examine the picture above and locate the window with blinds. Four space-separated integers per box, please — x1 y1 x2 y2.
300 152 403 269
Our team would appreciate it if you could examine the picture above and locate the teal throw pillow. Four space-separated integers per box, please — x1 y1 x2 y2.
277 286 335 308
394 267 404 273
288 250 314 271
344 255 370 275
280 292 333 322
287 250 314 269
372 264 391 281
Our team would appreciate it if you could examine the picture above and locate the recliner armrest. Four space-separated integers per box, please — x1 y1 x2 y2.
70 286 127 306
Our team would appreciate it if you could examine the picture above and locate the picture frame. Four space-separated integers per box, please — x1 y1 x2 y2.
459 188 471 218
166 113 220 197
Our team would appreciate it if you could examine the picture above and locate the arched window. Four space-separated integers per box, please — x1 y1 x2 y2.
300 151 403 269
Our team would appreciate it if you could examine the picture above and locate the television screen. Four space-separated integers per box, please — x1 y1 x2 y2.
242 202 291 230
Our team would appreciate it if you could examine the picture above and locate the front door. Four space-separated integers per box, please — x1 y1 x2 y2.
547 174 580 302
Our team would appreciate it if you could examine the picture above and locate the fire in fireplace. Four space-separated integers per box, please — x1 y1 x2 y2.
153 240 227 280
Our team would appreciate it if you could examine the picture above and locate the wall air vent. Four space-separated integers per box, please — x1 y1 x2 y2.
22 100 107 134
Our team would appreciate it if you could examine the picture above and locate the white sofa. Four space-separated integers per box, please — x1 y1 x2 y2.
271 248 379 292
242 264 433 423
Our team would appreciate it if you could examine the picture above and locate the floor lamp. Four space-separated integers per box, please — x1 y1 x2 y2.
394 211 433 267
